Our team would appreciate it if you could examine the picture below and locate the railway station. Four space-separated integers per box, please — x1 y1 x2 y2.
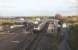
0 0 77 50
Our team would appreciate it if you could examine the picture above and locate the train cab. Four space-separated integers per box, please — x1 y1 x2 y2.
33 21 45 32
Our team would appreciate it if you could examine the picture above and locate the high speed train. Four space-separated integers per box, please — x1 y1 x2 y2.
33 21 46 32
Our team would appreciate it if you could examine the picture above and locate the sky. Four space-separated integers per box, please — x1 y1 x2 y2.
0 0 77 16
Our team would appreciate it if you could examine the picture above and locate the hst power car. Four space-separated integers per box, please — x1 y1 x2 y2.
33 21 46 32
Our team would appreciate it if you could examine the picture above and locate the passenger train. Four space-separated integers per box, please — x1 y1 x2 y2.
33 21 46 32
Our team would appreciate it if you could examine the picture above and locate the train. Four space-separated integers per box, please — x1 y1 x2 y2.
10 20 46 33
33 21 46 32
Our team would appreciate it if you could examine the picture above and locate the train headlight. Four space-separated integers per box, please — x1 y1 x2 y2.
34 21 38 24
10 26 14 28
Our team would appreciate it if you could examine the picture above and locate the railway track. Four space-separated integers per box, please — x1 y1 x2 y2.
0 26 33 50
16 23 48 50
16 32 44 50
9 27 24 33
15 23 46 50
0 27 24 42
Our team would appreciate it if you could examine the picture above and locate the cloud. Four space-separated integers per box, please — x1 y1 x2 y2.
0 0 77 16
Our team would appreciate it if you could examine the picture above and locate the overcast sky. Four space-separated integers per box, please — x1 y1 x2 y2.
0 0 77 16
